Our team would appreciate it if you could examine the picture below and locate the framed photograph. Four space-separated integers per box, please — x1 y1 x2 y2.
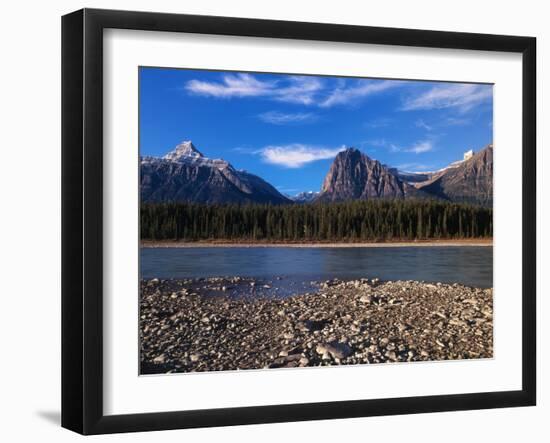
62 8 536 435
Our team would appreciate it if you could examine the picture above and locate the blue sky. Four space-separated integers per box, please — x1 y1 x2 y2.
140 67 493 195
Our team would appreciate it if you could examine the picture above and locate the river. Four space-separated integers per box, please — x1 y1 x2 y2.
140 246 492 289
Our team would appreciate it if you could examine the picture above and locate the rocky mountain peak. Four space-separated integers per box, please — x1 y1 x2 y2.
338 147 362 159
318 147 406 201
163 140 203 162
341 147 360 154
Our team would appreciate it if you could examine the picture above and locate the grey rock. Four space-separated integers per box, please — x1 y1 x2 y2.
153 354 166 364
317 341 353 359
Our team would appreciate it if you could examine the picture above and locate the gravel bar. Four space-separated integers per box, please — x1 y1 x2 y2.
140 277 493 374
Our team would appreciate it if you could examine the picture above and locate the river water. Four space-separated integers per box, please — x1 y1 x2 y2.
140 246 492 289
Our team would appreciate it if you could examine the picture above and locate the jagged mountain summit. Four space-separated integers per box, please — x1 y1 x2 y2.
163 140 203 161
159 140 230 169
140 141 291 205
316 148 422 202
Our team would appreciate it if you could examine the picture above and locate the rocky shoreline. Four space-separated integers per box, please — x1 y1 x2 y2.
140 277 493 374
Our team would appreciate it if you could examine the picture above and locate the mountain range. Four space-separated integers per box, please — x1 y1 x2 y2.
289 191 320 203
140 140 493 206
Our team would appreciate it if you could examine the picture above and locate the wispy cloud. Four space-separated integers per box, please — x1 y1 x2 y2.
397 163 435 172
275 77 324 105
258 111 318 125
363 138 389 148
186 73 275 98
387 139 435 154
405 140 434 154
416 116 471 130
185 73 323 105
231 146 256 154
444 117 471 126
402 83 492 113
185 74 402 108
320 80 399 108
415 119 433 131
258 144 346 168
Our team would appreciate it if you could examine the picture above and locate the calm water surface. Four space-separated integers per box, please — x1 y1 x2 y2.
141 246 492 289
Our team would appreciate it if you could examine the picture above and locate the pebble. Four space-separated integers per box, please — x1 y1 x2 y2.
153 354 166 363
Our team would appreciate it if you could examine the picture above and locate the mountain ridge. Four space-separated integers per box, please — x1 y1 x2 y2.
140 140 493 207
140 141 291 205
415 144 493 206
315 144 492 206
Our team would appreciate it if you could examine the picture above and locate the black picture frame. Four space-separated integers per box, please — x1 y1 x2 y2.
62 8 536 435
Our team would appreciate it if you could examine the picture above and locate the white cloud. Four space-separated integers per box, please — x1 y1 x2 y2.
320 80 398 108
405 140 434 154
388 140 435 154
402 83 492 112
185 73 323 105
273 76 324 105
185 74 402 108
259 144 346 168
185 73 275 98
258 111 317 125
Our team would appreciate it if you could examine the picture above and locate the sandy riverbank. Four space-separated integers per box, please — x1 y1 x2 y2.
141 239 493 248
140 277 493 374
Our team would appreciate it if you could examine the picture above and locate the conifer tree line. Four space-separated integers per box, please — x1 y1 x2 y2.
141 200 492 242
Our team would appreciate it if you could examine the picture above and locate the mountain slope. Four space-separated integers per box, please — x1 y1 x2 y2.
416 144 493 206
140 141 291 205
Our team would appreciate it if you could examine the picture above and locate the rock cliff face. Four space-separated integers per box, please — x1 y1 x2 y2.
140 141 291 205
415 144 493 206
316 148 410 202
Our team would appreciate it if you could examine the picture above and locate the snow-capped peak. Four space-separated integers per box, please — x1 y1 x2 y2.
148 140 231 171
163 140 204 162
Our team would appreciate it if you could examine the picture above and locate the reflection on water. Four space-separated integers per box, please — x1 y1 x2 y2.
140 246 493 289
